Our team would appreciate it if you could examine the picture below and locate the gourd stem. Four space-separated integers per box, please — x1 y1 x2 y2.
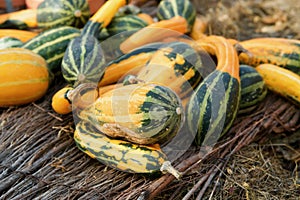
160 161 182 180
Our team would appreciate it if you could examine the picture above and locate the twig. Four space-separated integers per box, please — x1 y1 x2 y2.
32 103 63 122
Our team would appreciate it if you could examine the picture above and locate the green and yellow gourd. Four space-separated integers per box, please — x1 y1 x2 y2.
0 48 49 107
61 0 128 86
37 0 90 29
131 41 203 98
156 0 196 32
74 121 181 178
61 35 105 86
238 64 267 114
0 9 37 29
0 37 23 50
238 37 300 75
187 35 241 146
0 29 38 42
78 82 183 145
256 63 300 108
22 26 81 72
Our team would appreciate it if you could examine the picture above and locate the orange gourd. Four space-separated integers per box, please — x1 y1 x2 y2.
0 48 49 107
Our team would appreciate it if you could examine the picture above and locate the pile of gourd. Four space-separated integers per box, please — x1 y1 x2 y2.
0 0 299 178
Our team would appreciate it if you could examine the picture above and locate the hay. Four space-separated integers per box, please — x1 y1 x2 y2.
1 0 300 199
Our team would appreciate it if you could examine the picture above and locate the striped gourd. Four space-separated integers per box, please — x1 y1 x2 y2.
61 35 106 86
22 26 81 72
134 41 203 98
0 48 49 107
238 37 300 75
0 9 37 29
61 0 128 86
187 35 240 146
238 65 267 114
81 0 127 37
78 83 183 145
0 29 38 42
157 0 196 32
256 64 300 108
105 14 148 36
37 0 90 29
0 36 23 49
74 121 181 178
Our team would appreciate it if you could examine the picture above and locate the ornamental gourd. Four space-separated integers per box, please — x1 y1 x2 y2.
78 83 183 145
187 35 241 146
74 121 181 178
238 37 300 75
238 64 267 114
0 48 49 107
37 0 90 29
22 26 81 72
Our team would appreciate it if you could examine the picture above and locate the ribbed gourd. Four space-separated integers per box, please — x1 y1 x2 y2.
61 0 128 86
61 35 106 86
187 35 241 146
0 48 49 107
78 83 183 145
157 0 196 32
37 0 90 29
238 64 267 114
22 26 81 72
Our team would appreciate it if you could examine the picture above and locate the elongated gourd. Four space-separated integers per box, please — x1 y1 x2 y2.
0 48 49 107
98 42 165 87
74 121 181 178
81 0 127 37
22 26 81 72
238 37 300 75
238 64 267 114
0 29 38 42
37 0 90 29
78 83 183 145
256 64 300 107
0 9 37 29
187 35 240 146
120 16 189 53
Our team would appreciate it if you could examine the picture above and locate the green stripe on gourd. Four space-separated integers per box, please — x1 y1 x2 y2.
157 0 196 32
0 37 23 49
61 35 106 86
78 83 183 145
187 70 240 146
74 121 180 175
133 41 203 98
238 64 267 114
106 14 148 36
22 26 81 72
37 0 90 29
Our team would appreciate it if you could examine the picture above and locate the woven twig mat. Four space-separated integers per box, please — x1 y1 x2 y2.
0 76 299 200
